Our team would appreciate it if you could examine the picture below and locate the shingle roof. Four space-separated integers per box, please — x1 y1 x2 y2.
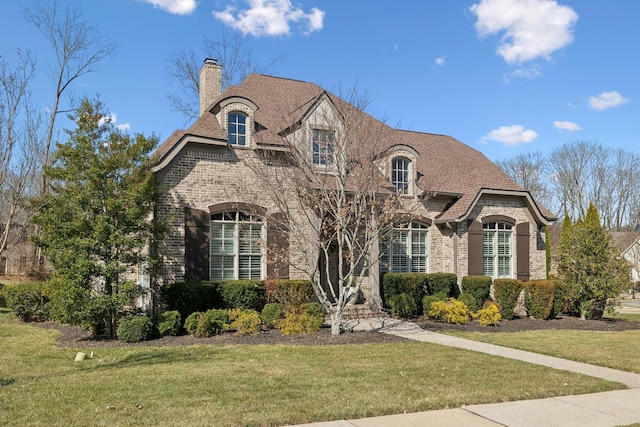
153 73 556 224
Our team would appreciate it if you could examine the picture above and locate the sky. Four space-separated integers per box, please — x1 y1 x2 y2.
1 0 639 162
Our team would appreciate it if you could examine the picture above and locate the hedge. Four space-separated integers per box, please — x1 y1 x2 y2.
268 279 314 312
494 279 524 320
2 282 50 322
117 315 153 343
461 276 492 311
525 280 555 320
382 273 429 312
425 273 459 298
216 280 265 311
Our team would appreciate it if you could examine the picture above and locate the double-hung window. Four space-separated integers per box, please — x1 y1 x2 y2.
380 222 429 273
228 112 247 146
391 157 409 194
483 221 512 278
312 129 334 165
211 211 263 279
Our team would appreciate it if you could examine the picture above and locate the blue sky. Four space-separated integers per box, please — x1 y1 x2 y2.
1 0 639 162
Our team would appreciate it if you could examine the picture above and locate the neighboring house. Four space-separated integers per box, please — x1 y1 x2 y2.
616 232 640 284
151 58 556 310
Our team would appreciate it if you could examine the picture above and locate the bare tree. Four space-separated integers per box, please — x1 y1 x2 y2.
248 87 417 334
496 151 552 209
166 28 284 122
24 0 116 183
0 52 42 259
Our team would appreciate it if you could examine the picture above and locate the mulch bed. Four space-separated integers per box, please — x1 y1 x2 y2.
27 314 640 349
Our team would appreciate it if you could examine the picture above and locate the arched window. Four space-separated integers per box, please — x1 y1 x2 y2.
228 112 247 146
482 221 512 278
380 222 429 273
391 157 409 194
210 211 263 279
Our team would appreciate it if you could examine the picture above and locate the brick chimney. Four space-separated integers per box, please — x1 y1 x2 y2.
199 58 222 116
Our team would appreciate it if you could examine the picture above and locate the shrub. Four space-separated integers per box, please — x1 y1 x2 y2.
270 279 314 313
184 311 203 335
426 273 459 298
428 298 470 324
184 309 229 337
494 279 524 320
276 312 323 335
261 303 285 328
229 309 262 335
458 293 478 313
3 282 50 322
461 276 492 310
525 280 555 320
117 315 153 343
550 280 566 318
388 293 417 318
473 302 502 326
161 282 221 320
303 302 324 319
217 280 265 311
154 310 181 336
382 273 428 310
422 292 447 315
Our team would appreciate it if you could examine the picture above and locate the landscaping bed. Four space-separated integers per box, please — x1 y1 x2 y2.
29 313 640 348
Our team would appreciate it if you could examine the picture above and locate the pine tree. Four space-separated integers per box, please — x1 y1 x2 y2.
33 98 163 336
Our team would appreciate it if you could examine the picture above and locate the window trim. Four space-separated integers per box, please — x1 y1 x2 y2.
228 112 248 146
380 221 429 273
210 211 264 280
312 128 335 166
482 221 513 279
391 157 410 194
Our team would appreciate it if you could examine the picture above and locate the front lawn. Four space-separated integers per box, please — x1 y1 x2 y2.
0 312 625 426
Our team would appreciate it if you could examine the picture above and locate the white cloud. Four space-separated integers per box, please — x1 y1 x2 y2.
98 113 131 132
116 123 131 132
141 0 196 15
588 91 630 110
435 56 446 66
469 0 578 64
214 0 325 37
480 124 538 146
553 120 581 132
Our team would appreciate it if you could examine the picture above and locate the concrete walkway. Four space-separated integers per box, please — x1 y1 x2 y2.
287 318 640 427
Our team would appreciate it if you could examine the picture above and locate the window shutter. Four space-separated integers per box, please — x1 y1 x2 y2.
468 220 483 275
267 213 289 279
516 222 530 281
184 207 210 282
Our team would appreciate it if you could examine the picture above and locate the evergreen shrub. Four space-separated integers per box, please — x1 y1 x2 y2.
388 293 417 318
428 298 470 324
382 273 428 310
422 292 447 315
261 303 285 328
117 315 153 343
229 309 261 335
525 280 555 319
425 273 459 297
154 310 181 336
3 282 50 322
494 279 524 320
461 276 492 310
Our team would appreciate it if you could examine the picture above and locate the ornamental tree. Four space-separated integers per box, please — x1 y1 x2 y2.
32 98 163 336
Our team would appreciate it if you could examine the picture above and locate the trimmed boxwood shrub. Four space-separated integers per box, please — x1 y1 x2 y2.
3 282 50 322
458 293 478 312
525 280 555 320
216 280 265 311
388 293 417 318
261 302 285 328
382 273 428 311
161 282 221 321
425 273 459 298
117 315 153 343
154 310 181 336
184 309 230 337
461 276 492 310
494 279 524 320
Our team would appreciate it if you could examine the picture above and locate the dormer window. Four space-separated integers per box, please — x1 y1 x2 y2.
312 129 334 165
392 157 409 194
228 112 247 146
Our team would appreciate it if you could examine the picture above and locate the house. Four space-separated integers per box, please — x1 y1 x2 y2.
151 58 556 311
615 231 640 284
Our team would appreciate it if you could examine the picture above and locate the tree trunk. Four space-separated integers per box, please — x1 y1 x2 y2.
330 306 343 335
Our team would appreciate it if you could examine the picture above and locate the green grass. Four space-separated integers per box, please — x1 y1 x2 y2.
0 313 626 427
605 311 640 322
449 328 640 374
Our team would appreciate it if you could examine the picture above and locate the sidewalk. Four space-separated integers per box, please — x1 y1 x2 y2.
287 318 640 427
